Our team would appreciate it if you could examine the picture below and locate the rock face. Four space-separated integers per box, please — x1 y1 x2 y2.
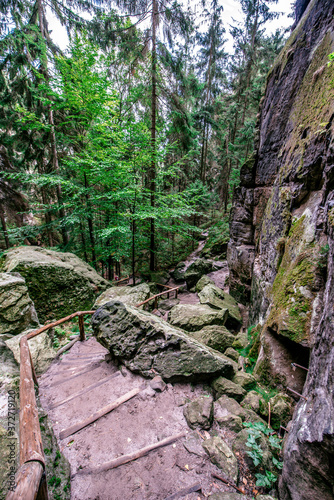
0 272 39 335
227 0 334 498
92 301 236 382
94 283 151 309
1 246 109 321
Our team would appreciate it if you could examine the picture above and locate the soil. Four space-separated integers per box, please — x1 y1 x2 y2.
39 338 250 500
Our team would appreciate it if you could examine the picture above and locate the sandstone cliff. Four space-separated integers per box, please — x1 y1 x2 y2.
228 0 334 498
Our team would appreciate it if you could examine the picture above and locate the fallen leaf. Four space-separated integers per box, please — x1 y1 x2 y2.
127 437 132 442
253 489 258 495
67 440 74 447
184 464 189 470
172 443 176 448
204 431 210 439
242 478 247 485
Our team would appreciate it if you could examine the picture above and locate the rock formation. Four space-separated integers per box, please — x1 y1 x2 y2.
228 0 334 497
1 246 109 321
92 300 236 382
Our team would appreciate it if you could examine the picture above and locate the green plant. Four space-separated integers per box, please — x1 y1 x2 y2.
244 422 283 490
48 476 61 487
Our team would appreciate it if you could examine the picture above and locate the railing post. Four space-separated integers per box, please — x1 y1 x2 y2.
175 289 178 299
78 314 85 342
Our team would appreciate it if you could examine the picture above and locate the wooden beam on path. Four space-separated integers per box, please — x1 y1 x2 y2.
59 387 141 440
55 337 80 358
49 372 121 409
78 431 187 475
48 361 104 388
164 482 201 499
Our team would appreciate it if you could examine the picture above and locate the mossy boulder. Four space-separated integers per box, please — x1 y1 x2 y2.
241 391 264 415
224 347 240 362
198 285 242 330
184 258 213 289
1 247 109 322
259 393 294 430
5 329 56 375
212 376 246 402
0 272 39 335
92 301 236 382
94 283 151 309
232 428 273 472
214 395 265 425
169 304 228 332
187 325 235 353
195 275 215 293
232 372 256 391
202 436 238 483
183 395 214 430
232 330 249 350
170 262 186 283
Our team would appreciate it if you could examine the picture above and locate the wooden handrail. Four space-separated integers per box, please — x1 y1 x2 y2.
7 310 95 500
136 286 179 308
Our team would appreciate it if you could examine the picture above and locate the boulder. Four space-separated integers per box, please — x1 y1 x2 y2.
92 301 236 382
184 259 213 289
212 377 246 402
216 414 243 433
232 372 256 391
170 262 186 283
202 436 238 483
158 298 180 312
169 304 228 332
208 494 244 500
232 330 249 350
0 272 39 335
259 393 293 430
224 347 240 362
187 325 235 353
94 283 151 309
198 285 242 329
214 395 264 425
232 428 273 472
1 247 109 322
195 275 215 293
241 391 264 415
183 395 214 430
5 329 56 375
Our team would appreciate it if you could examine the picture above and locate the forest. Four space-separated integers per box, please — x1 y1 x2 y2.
0 0 286 279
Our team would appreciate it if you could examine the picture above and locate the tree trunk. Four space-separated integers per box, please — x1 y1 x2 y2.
84 173 96 266
0 209 10 249
150 0 158 272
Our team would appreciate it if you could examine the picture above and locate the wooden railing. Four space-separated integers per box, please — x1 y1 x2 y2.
6 311 95 500
136 286 180 309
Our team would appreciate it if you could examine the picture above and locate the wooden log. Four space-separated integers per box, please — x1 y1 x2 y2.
164 482 201 500
49 372 121 409
59 387 141 440
26 311 95 340
48 362 104 388
55 337 80 358
6 462 45 500
79 431 186 474
19 337 45 466
78 314 85 341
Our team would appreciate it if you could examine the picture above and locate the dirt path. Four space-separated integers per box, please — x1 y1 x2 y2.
39 338 239 500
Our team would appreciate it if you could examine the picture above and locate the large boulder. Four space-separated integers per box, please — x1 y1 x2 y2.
94 283 151 309
186 325 235 353
0 272 39 335
184 259 213 289
5 329 56 375
198 284 242 330
1 246 109 322
195 275 215 293
212 376 246 402
91 301 236 382
169 304 228 332
170 262 186 283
